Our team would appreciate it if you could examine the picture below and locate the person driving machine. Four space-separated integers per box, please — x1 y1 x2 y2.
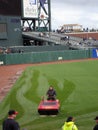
46 86 56 100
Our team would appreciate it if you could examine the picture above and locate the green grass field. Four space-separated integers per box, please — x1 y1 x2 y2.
0 60 98 130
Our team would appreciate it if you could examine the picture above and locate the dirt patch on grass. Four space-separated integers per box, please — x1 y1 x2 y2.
0 64 32 101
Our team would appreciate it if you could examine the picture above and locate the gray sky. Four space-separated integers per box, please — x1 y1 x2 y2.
51 0 98 29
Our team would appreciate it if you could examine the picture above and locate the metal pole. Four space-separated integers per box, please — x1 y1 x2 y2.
48 0 51 32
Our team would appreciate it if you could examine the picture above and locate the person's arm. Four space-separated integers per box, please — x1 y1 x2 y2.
53 90 56 96
2 120 5 130
62 123 65 130
46 90 49 96
73 124 78 130
13 122 20 130
93 125 98 130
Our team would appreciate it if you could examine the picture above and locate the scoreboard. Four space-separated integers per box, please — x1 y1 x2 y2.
0 0 21 16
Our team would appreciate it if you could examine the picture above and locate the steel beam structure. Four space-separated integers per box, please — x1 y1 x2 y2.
21 0 51 32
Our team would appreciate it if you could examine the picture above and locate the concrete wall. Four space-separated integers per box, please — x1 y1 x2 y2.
0 15 22 47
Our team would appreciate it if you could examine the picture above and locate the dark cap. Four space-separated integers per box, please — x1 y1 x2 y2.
94 116 98 120
66 116 73 122
8 110 18 115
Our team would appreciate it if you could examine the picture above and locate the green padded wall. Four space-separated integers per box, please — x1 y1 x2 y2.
0 49 92 65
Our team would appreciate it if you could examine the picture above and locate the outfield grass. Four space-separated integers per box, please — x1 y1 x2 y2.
0 60 98 130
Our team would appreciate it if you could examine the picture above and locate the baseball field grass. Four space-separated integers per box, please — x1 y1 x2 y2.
0 59 98 130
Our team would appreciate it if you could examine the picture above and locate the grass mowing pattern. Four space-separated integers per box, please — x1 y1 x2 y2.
0 60 98 130
24 69 41 103
47 78 75 106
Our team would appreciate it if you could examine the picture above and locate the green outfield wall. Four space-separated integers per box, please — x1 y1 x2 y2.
0 49 92 65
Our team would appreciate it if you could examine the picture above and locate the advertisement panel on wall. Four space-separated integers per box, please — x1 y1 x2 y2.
22 0 38 18
0 23 7 39
92 49 98 58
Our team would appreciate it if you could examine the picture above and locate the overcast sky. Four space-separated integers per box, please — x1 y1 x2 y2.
51 0 98 29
